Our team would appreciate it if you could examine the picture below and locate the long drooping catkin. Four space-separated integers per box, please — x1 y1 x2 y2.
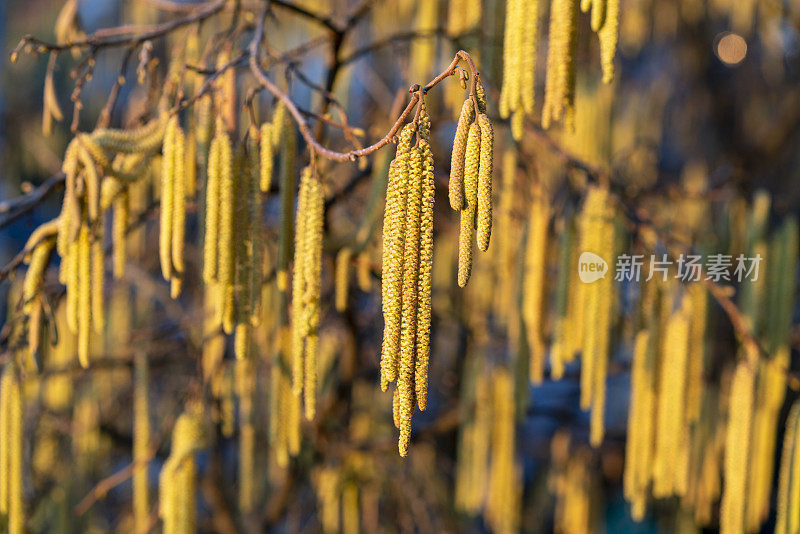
578 187 614 446
685 283 707 423
415 133 435 411
485 368 520 534
476 114 494 252
171 123 186 292
381 125 415 390
276 110 296 292
720 361 755 534
160 116 178 282
0 364 23 534
500 0 539 139
290 165 324 420
159 411 204 534
203 123 224 283
598 0 619 83
23 238 55 314
133 352 150 533
218 129 236 334
450 99 475 211
78 219 91 368
775 401 800 534
397 147 424 457
112 189 128 279
91 218 105 334
522 190 550 383
652 293 691 497
259 122 274 193
623 329 657 520
335 247 352 312
458 123 481 287
542 0 578 129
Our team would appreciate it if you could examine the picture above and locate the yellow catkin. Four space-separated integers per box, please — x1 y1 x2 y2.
380 124 415 390
160 116 177 281
259 122 274 192
133 352 150 533
522 190 551 383
520 0 540 116
458 122 481 287
476 114 494 252
276 115 296 292
171 123 186 288
485 368 520 534
720 361 755 534
236 359 256 514
91 218 105 334
356 252 372 291
542 0 578 129
316 467 340 534
290 166 324 420
112 189 129 279
775 401 800 534
449 99 475 211
598 0 619 83
159 411 204 534
623 329 656 520
1 365 24 534
203 125 223 283
65 235 80 334
499 0 524 119
397 147 424 457
184 129 197 196
217 129 235 334
578 187 614 446
79 146 101 223
342 481 359 534
77 220 91 368
335 247 352 312
652 294 692 497
415 135 435 411
685 283 707 423
22 238 54 315
590 0 606 31
291 168 310 396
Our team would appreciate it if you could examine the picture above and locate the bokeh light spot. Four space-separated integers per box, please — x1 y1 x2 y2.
715 32 748 65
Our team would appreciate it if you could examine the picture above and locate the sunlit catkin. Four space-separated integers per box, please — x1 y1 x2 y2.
486 368 520 534
160 116 178 282
775 401 800 534
476 114 494 251
416 132 435 411
522 189 550 383
0 364 23 534
450 99 475 211
458 122 481 287
217 129 235 334
91 218 105 333
276 111 296 292
171 123 186 292
159 410 205 534
578 186 614 446
290 165 324 420
259 122 274 192
335 247 352 312
77 220 91 367
500 0 538 139
203 122 223 283
133 352 150 533
598 0 620 83
720 361 754 534
381 124 415 390
398 147 424 456
652 294 691 497
112 189 128 279
542 0 578 129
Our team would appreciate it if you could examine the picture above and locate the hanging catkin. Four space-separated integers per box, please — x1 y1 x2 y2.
542 0 578 129
133 352 150 533
416 116 435 411
381 124 415 390
0 364 23 534
290 165 324 420
500 0 539 139
458 122 481 287
623 329 657 520
720 361 755 534
276 106 296 293
775 401 800 534
218 132 236 335
159 410 205 534
449 99 474 211
577 186 615 446
335 247 352 312
160 115 178 282
112 189 129 279
598 0 620 83
476 114 494 251
522 188 550 383
652 292 692 497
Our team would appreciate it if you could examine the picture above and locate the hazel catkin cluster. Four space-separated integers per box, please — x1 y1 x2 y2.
449 87 494 287
380 105 435 456
499 0 539 140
